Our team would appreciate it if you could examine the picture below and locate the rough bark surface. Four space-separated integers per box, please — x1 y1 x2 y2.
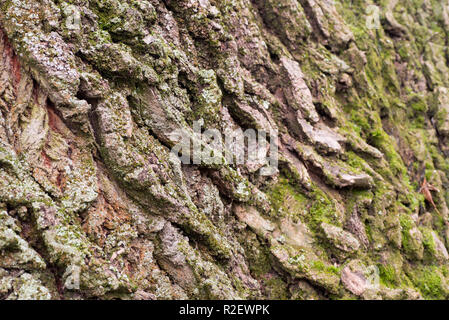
1 0 449 300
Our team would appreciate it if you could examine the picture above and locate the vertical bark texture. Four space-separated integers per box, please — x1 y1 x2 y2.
1 0 449 299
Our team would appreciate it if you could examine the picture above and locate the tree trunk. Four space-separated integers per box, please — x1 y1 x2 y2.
0 0 449 300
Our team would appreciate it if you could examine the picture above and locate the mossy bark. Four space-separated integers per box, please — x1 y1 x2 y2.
1 0 449 300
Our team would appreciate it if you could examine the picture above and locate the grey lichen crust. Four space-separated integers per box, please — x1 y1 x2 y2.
1 0 449 300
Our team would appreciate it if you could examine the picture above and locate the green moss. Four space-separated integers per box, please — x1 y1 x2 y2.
345 151 367 171
368 128 407 177
399 214 414 255
378 264 399 287
269 168 346 239
269 178 308 220
421 227 437 261
240 232 272 277
409 266 447 299
308 188 340 230
406 94 429 128
311 260 341 276
398 45 410 60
